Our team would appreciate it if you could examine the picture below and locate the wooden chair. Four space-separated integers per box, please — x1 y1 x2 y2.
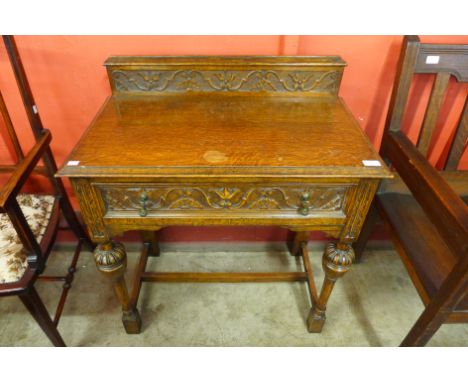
354 36 468 346
0 36 93 346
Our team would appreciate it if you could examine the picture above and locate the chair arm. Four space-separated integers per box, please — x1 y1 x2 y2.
382 130 468 255
0 129 52 210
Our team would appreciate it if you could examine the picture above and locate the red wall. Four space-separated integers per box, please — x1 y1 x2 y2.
1 36 467 242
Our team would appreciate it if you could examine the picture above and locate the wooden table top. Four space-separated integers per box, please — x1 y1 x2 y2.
58 94 391 179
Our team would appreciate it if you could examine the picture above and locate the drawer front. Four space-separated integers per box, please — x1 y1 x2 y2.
97 183 349 218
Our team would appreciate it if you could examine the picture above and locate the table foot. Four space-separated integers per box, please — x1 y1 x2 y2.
307 307 326 333
122 309 142 334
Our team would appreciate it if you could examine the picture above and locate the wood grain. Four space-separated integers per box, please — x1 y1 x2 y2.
58 96 391 179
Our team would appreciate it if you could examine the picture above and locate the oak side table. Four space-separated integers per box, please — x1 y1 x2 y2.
58 56 392 334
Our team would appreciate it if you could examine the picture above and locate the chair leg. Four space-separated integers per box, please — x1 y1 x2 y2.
400 310 444 347
353 201 379 263
19 286 66 347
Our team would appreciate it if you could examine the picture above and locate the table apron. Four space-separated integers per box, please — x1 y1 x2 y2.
70 178 378 242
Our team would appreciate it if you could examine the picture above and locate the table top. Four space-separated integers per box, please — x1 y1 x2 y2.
58 94 391 179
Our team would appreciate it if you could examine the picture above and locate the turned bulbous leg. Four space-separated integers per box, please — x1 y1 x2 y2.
307 242 354 333
94 241 142 334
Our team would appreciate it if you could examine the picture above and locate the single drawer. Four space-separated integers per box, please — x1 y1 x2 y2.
96 183 350 219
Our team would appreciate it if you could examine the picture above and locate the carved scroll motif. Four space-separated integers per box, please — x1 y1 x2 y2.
111 70 340 93
99 186 346 213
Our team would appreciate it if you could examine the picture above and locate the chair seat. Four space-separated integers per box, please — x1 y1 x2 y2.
378 193 468 311
0 194 55 284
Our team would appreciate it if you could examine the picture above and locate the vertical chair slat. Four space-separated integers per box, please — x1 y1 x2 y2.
2 36 45 139
445 99 468 170
388 36 421 132
417 72 451 156
0 91 24 161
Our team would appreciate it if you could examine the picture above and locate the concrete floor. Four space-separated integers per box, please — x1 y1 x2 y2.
0 243 467 346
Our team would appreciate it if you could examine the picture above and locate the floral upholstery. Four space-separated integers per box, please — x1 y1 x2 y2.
0 194 55 284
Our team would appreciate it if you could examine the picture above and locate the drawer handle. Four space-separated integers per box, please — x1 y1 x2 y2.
298 192 310 216
139 192 148 217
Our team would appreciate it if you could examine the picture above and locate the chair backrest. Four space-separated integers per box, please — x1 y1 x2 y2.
385 35 468 170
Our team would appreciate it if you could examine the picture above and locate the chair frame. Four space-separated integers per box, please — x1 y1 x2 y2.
354 35 468 346
0 35 93 346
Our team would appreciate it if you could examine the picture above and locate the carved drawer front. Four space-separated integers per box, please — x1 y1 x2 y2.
97 184 348 218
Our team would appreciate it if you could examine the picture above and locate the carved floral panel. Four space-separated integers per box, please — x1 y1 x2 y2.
111 70 341 94
98 185 346 215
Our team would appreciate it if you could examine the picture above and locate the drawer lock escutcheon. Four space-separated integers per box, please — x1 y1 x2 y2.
298 191 310 216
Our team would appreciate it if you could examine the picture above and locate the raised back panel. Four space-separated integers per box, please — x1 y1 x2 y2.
104 56 346 97
446 100 468 170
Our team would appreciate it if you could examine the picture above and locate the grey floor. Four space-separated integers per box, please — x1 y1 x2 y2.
0 243 467 346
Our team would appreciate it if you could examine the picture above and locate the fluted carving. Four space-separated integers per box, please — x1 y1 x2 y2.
94 241 127 273
341 180 379 241
71 179 107 240
322 242 354 275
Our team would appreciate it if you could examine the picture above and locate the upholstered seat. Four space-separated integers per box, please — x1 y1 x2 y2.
0 194 55 284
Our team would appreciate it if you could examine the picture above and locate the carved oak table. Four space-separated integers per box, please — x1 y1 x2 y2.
58 56 392 334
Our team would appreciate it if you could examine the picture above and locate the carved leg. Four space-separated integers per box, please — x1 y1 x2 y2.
94 241 142 334
289 231 309 256
141 231 160 257
307 242 354 333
